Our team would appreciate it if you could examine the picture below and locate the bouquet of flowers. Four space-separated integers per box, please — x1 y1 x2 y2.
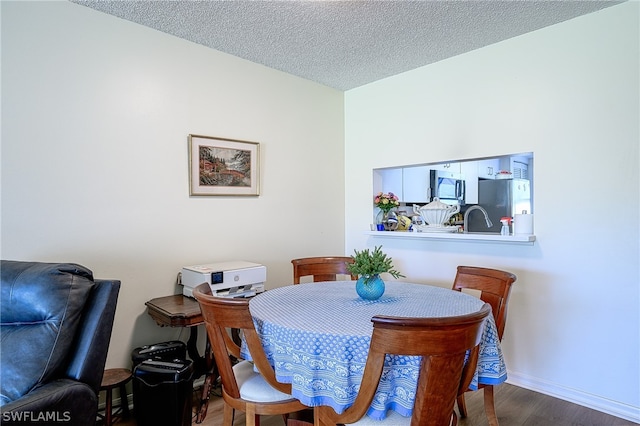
374 192 400 213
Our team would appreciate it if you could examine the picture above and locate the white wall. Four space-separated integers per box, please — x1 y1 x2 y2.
345 2 639 421
1 1 345 369
2 1 638 422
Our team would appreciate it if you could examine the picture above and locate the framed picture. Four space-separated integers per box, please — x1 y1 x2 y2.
188 134 260 196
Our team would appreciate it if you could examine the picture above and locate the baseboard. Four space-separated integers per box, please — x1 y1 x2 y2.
506 371 640 423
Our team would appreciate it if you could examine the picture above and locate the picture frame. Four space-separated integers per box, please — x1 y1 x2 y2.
188 134 260 196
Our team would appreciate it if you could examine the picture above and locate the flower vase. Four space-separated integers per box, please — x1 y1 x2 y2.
375 210 385 231
378 210 398 231
356 274 385 300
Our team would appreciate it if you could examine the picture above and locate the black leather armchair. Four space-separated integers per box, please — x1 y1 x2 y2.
0 261 120 425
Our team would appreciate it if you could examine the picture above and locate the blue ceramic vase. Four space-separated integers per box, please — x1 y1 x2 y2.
356 274 385 300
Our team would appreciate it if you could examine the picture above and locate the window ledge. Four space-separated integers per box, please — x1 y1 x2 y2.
365 230 536 245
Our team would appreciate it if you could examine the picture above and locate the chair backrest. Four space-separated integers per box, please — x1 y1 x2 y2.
291 256 357 284
192 284 291 399
452 266 517 341
316 303 491 426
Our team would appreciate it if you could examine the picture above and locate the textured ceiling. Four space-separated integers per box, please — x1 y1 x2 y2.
70 0 622 91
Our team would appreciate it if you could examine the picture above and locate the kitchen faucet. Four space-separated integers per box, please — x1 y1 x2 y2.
464 205 493 233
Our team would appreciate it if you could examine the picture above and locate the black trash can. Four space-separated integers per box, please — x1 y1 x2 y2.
133 358 194 426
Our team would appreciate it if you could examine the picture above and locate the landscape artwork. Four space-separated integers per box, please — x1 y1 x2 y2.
199 145 251 187
189 134 260 196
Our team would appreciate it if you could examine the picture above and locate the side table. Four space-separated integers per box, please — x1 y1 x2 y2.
145 294 216 424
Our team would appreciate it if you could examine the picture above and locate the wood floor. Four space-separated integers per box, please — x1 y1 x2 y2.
117 382 638 426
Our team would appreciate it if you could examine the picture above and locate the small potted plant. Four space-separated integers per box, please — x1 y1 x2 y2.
347 245 405 300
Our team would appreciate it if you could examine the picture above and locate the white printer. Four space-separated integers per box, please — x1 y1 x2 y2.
181 261 266 298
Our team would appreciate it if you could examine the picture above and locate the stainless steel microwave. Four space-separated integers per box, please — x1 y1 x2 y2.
430 170 465 206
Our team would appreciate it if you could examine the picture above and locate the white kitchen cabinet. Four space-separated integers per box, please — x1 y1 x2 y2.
402 166 430 203
477 158 500 179
460 161 479 204
430 162 460 173
374 166 430 203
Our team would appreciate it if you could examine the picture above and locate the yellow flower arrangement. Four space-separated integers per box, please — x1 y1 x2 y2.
374 192 400 213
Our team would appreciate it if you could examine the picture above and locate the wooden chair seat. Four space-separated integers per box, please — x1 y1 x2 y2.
233 360 295 402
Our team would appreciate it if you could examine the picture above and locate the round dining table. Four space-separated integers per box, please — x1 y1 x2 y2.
241 280 506 420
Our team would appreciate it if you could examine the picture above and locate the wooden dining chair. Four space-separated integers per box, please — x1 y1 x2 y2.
452 266 517 426
314 303 492 426
291 256 357 284
192 284 308 426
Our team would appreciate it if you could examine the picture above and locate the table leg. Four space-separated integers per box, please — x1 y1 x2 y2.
187 326 206 375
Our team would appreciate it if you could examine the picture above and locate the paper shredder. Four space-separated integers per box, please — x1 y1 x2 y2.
132 341 193 426
131 340 187 367
133 358 194 426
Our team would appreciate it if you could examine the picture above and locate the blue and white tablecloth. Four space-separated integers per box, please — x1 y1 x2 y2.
240 281 506 420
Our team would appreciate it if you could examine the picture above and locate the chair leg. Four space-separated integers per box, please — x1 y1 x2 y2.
484 385 499 426
105 388 113 426
119 383 130 419
246 405 256 426
456 394 468 418
223 404 234 426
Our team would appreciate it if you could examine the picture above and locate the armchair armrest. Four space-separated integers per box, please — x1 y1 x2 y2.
66 279 121 393
0 379 96 426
